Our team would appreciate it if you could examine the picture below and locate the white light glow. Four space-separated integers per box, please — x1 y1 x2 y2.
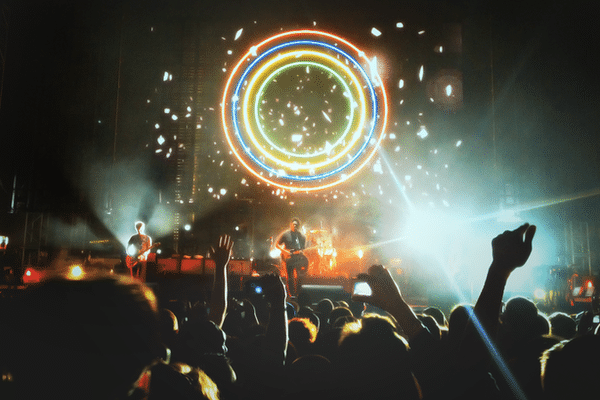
371 27 382 37
270 248 282 258
68 265 84 280
235 28 243 41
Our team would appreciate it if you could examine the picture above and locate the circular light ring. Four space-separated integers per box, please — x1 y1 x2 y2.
234 40 374 179
222 30 389 192
248 58 359 164
246 55 366 169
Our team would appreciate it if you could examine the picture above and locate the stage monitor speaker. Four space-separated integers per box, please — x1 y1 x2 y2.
299 284 351 304
228 259 252 275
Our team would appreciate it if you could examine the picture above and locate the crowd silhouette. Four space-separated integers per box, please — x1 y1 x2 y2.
1 222 599 399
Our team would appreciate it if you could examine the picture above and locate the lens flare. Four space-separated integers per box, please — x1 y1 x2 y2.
221 30 389 192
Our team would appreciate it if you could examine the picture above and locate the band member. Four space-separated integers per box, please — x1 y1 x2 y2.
126 221 153 279
276 217 308 297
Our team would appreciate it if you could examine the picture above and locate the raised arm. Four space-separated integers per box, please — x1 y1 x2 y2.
352 264 424 340
262 273 289 366
475 223 536 334
208 235 233 328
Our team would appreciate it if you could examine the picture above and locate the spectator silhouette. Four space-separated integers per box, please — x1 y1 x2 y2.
148 361 220 400
333 314 421 400
541 333 600 400
7 275 161 400
288 317 318 359
548 311 576 340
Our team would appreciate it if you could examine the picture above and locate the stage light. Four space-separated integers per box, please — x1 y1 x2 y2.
23 268 42 284
67 265 84 280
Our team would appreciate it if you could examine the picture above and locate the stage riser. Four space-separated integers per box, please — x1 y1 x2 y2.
151 258 252 276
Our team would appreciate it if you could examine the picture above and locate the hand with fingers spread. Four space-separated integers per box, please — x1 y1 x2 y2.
208 235 233 328
491 223 536 276
210 234 234 271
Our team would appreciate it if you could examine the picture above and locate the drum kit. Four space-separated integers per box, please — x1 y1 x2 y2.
301 229 339 277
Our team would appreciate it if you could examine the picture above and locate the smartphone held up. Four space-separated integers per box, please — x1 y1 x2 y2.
353 281 372 297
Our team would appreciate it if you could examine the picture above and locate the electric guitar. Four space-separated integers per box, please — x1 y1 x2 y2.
281 246 315 276
126 242 160 269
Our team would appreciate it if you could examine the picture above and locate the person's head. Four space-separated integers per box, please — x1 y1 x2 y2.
422 306 447 328
316 298 335 320
418 314 442 340
158 308 179 349
328 306 353 326
298 306 320 332
8 274 161 400
541 335 600 400
549 312 576 340
289 318 318 348
136 221 146 234
447 304 475 343
290 218 301 232
336 314 421 400
501 296 540 340
149 362 220 400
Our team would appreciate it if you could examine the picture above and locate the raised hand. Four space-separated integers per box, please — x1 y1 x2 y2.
352 264 404 311
210 234 234 270
491 223 536 274
352 264 423 339
261 273 287 307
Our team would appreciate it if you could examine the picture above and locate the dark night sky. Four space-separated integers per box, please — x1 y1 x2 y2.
1 0 600 257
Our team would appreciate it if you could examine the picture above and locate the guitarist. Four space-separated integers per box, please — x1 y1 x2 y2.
276 217 308 297
126 221 153 279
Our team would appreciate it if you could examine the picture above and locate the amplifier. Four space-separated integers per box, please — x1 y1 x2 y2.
154 257 250 275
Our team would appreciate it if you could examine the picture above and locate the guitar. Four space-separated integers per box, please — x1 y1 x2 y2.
280 246 315 276
126 242 161 269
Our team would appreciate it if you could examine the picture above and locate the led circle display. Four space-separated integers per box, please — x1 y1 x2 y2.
221 30 388 192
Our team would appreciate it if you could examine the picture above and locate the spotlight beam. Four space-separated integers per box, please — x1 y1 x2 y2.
380 149 414 210
469 187 600 222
